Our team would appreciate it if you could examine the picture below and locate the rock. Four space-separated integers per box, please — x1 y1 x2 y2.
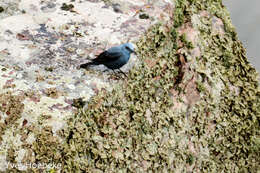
0 0 259 172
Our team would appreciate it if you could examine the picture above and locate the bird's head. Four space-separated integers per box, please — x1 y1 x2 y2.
123 43 136 55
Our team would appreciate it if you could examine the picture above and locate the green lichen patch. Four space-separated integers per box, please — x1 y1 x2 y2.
195 80 205 92
44 66 54 72
0 92 25 143
32 126 63 166
72 98 86 109
60 3 75 12
139 13 150 19
180 33 194 49
179 0 260 172
45 88 61 99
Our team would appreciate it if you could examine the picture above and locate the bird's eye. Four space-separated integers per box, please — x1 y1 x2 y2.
126 46 132 51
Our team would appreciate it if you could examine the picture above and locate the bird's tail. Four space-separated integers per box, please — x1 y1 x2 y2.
80 61 99 69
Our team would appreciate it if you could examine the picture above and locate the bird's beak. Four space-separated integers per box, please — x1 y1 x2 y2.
132 50 137 55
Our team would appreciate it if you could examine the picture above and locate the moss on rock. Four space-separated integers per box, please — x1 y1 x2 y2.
22 0 260 172
0 92 25 143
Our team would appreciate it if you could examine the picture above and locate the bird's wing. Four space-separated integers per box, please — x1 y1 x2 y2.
94 48 122 63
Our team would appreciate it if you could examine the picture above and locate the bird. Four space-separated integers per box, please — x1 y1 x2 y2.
80 43 136 76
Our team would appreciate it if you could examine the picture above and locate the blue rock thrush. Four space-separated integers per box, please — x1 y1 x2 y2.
80 43 136 75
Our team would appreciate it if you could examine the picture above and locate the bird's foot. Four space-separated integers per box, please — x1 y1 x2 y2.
108 73 121 80
107 69 127 80
118 69 128 78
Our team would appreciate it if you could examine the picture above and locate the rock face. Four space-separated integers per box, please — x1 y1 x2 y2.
0 0 259 172
0 0 173 171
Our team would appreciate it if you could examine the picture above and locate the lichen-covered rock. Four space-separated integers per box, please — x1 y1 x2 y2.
0 0 259 172
0 0 173 171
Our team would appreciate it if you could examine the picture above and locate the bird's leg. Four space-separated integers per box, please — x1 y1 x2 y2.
118 69 127 77
109 69 121 80
112 69 120 77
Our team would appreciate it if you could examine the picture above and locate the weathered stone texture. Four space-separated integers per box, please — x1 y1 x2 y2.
0 0 259 172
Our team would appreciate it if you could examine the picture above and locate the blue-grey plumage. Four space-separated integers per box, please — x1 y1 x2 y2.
80 43 136 71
